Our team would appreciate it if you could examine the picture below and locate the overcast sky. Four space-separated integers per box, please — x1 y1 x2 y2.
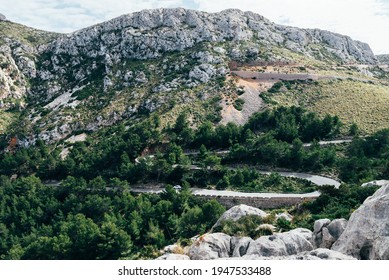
1 0 388 54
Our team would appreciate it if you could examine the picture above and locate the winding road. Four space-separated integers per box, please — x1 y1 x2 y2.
133 140 347 200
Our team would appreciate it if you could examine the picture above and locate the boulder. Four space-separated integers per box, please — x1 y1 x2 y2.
313 219 331 234
332 184 389 259
246 235 288 257
320 227 336 249
188 233 231 260
313 218 347 248
231 236 253 257
292 248 356 260
212 204 267 229
246 228 313 257
371 237 389 260
237 248 355 260
156 254 190 260
327 218 348 240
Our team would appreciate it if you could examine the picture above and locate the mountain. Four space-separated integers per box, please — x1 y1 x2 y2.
1 9 389 261
377 54 389 64
0 8 385 144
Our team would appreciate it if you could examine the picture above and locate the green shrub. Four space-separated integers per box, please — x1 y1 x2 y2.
233 98 245 111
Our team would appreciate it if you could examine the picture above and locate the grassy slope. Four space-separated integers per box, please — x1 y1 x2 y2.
0 111 18 134
264 79 389 133
0 21 60 47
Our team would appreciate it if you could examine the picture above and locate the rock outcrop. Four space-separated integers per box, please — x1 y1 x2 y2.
0 13 6 21
377 54 389 64
332 183 389 259
313 218 347 249
212 204 268 229
245 228 314 257
238 248 355 260
188 233 231 260
53 8 375 63
231 236 254 257
38 9 375 102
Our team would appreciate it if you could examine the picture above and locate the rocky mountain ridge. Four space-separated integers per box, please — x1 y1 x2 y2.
377 54 389 64
35 8 377 103
0 8 380 143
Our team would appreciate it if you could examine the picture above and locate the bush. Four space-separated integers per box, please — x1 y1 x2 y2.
233 98 245 111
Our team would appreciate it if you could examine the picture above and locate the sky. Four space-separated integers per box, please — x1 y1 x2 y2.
1 0 389 54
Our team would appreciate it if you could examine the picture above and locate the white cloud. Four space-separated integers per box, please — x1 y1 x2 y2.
0 0 185 32
0 0 388 54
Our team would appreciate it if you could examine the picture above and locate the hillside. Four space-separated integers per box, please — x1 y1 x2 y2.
377 54 389 64
0 8 385 145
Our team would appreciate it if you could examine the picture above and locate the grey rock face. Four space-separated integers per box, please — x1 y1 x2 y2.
0 47 29 104
327 219 348 240
188 233 231 260
292 248 356 260
313 218 331 234
212 204 268 229
371 237 389 259
231 236 253 257
377 54 389 64
37 8 377 106
156 254 190 260
238 248 355 260
246 228 313 257
313 218 347 249
332 184 389 259
2 8 379 92
43 8 376 83
0 13 6 21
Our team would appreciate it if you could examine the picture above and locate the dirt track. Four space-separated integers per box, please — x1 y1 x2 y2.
231 71 332 81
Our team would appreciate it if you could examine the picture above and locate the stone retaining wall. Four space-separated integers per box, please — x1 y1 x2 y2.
194 194 316 209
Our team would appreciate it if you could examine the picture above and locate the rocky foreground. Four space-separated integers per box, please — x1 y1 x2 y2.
158 182 389 260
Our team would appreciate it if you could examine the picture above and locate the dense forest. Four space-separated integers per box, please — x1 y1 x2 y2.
0 106 388 259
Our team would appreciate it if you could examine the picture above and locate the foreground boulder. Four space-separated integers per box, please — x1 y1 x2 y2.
332 183 389 259
188 233 231 260
238 248 355 260
246 228 314 257
212 204 267 229
313 218 347 248
231 236 254 257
